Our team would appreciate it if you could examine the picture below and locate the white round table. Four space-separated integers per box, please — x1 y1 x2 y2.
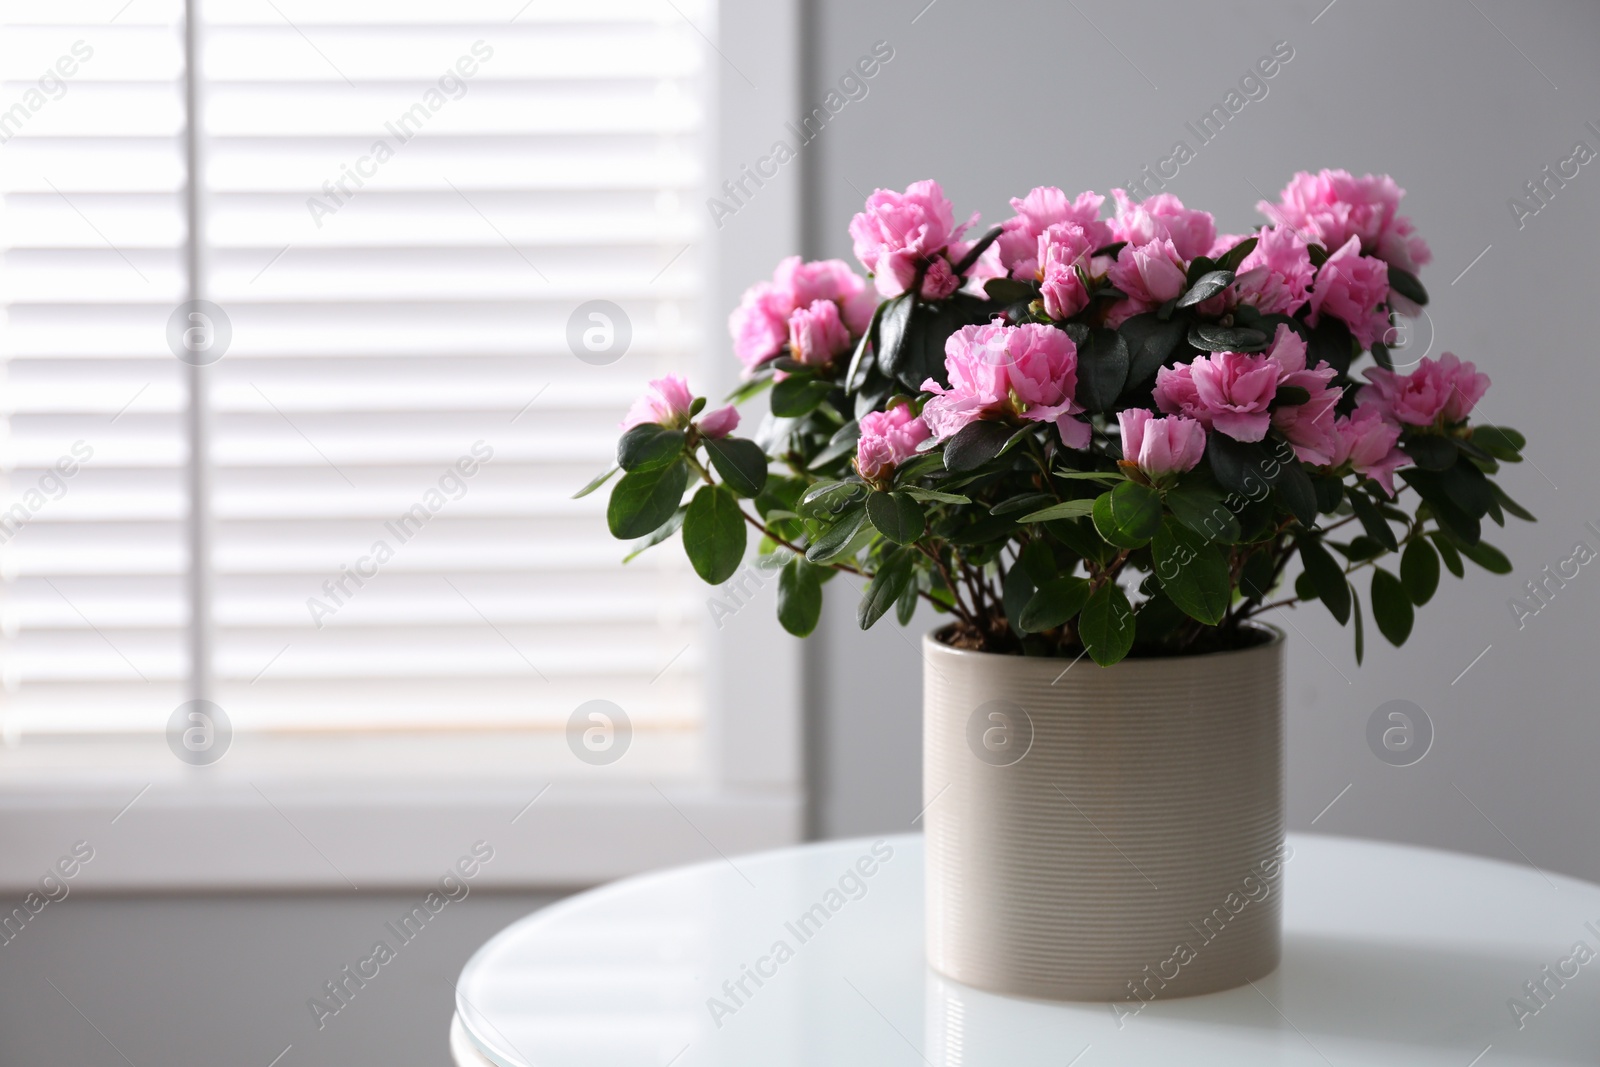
453 834 1600 1065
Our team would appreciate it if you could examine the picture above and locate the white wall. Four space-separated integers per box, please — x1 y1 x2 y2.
802 0 1600 881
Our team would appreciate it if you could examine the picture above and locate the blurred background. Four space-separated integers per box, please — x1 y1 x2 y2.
0 0 1596 1064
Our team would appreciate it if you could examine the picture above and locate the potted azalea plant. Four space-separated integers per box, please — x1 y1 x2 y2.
580 171 1531 1001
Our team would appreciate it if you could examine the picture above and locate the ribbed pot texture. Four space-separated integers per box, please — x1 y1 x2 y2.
923 626 1285 1002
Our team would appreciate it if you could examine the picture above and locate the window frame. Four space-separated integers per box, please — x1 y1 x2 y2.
0 0 805 892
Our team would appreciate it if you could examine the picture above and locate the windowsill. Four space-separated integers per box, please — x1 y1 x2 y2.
0 731 802 892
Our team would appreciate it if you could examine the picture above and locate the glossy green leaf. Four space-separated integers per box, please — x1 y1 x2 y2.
1299 536 1351 625
1152 519 1230 625
1018 575 1091 633
574 465 618 499
1078 582 1136 666
777 557 823 636
805 505 868 564
607 460 691 539
1400 538 1440 606
866 491 926 544
857 548 914 630
682 485 747 584
1076 328 1130 412
1165 483 1241 543
704 436 769 497
942 420 1013 473
1019 498 1097 523
1348 490 1399 552
1370 568 1414 647
617 423 686 472
1091 481 1163 549
770 376 834 417
1387 265 1428 307
621 505 686 563
1456 538 1513 574
1430 532 1465 578
1175 269 1235 308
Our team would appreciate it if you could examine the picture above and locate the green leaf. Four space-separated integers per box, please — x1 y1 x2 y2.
1456 538 1513 574
1078 582 1136 666
725 369 775 405
1370 568 1414 647
1400 538 1440 606
805 505 868 564
1002 559 1036 637
1471 426 1526 462
866 491 926 544
1295 569 1318 602
943 420 1015 472
1489 482 1536 522
704 436 769 497
1404 468 1481 545
1307 243 1329 268
806 420 860 471
1019 498 1097 523
1214 236 1259 272
607 460 691 539
874 293 915 381
770 376 834 417
574 465 618 499
1165 483 1241 543
895 572 920 625
1175 269 1235 308
1091 481 1163 549
1273 384 1312 407
1018 575 1091 633
682 485 747 584
799 480 868 520
1076 328 1130 412
984 277 1038 304
1387 265 1429 307
1351 584 1365 665
857 548 914 630
1430 531 1465 578
1348 490 1399 552
1118 312 1188 387
1299 537 1351 625
1240 549 1275 600
902 486 970 505
1052 468 1124 483
1306 314 1354 377
1152 519 1231 625
617 423 686 473
777 557 823 636
1402 435 1457 472
1189 323 1268 352
991 492 1055 517
621 504 686 562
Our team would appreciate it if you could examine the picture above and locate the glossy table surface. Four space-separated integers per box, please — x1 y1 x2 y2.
454 833 1600 1065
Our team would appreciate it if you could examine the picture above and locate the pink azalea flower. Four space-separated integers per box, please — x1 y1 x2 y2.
848 179 978 299
1037 222 1097 320
1328 404 1406 497
996 187 1111 280
1233 226 1315 315
920 322 1089 448
1359 352 1489 427
1110 189 1216 262
1260 168 1432 273
622 374 694 430
1154 350 1280 443
1117 408 1206 480
1307 236 1392 348
1265 325 1343 464
787 299 853 367
1107 237 1187 325
855 402 931 481
728 255 872 369
697 405 740 439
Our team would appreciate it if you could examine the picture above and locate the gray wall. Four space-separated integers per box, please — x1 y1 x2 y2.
804 0 1600 882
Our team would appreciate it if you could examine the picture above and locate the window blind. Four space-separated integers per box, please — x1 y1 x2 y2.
0 0 711 737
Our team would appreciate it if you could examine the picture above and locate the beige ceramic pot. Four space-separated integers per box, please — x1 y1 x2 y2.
922 625 1286 1003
